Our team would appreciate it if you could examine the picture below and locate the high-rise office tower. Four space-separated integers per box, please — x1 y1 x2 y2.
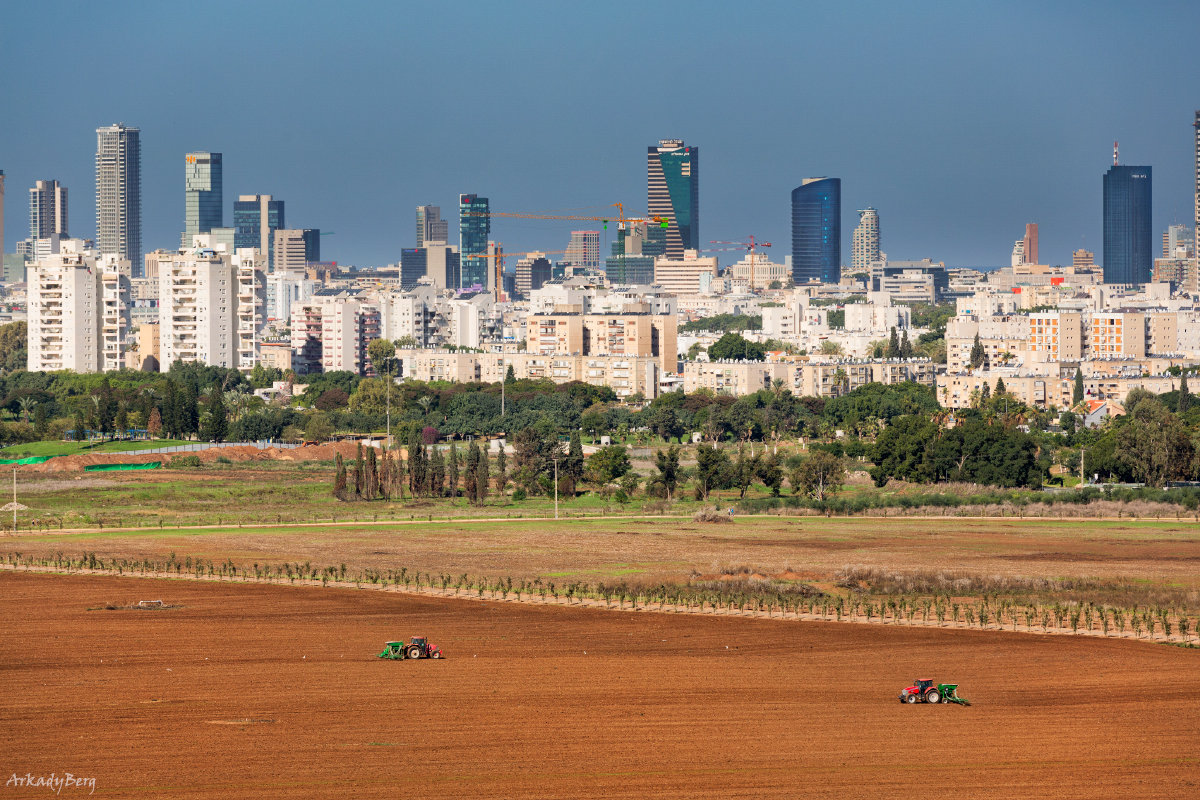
0 170 5 264
416 205 448 247
1022 223 1039 264
30 180 69 240
95 123 142 268
1163 224 1196 258
459 194 490 288
564 230 601 271
233 194 285 270
647 139 699 260
273 228 321 272
182 152 223 247
1073 249 1095 268
1102 161 1152 285
1194 111 1199 259
791 177 841 284
851 208 880 273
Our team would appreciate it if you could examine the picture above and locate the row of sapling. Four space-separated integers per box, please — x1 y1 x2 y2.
9 550 1200 644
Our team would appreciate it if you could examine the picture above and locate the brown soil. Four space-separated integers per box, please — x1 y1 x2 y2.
2 572 1197 799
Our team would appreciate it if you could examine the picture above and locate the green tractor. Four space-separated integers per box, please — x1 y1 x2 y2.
377 637 443 660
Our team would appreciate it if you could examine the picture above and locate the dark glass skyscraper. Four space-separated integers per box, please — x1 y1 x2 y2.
458 194 490 289
791 177 841 284
233 194 285 269
183 152 222 246
647 140 699 260
1102 165 1152 285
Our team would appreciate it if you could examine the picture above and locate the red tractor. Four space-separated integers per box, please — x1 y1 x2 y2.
899 678 970 705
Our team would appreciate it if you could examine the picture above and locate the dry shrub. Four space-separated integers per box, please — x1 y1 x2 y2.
693 507 733 524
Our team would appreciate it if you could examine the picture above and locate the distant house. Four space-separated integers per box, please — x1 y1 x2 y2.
1077 398 1125 429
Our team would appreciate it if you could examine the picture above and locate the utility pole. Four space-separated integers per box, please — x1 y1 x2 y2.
1080 447 1085 487
553 456 559 520
3 467 28 533
500 359 505 417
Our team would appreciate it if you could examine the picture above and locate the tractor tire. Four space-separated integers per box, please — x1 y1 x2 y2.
431 651 442 659
407 646 422 660
927 691 941 704
905 694 918 704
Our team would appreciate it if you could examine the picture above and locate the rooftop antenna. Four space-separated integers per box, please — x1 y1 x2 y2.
1113 141 1119 166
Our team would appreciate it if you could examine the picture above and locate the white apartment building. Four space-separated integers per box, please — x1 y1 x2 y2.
290 294 381 375
851 208 880 274
158 248 239 368
27 242 102 372
235 249 266 370
653 250 718 294
726 252 788 291
265 270 320 323
99 254 131 372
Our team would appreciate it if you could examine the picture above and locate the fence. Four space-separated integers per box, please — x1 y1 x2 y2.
128 441 303 456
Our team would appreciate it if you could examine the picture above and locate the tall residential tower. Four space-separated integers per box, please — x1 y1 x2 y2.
95 123 142 268
791 177 841 284
30 180 69 240
647 139 699 260
182 152 223 247
851 208 880 274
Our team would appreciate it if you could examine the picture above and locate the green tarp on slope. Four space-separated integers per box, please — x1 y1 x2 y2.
84 461 162 472
0 456 53 465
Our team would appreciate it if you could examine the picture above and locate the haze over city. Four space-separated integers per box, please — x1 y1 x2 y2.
3 0 1198 268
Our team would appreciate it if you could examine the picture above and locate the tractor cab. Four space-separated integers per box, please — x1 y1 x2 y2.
411 637 427 648
915 678 934 694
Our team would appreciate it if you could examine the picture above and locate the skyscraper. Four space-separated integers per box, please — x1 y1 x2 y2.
273 228 321 272
458 194 490 288
416 205 448 247
233 194 285 270
647 139 699 260
1102 163 1152 285
564 230 601 271
851 208 880 274
791 177 841 284
1194 111 1199 259
1022 223 1039 264
182 152 223 247
95 123 142 268
0 170 6 265
30 180 69 240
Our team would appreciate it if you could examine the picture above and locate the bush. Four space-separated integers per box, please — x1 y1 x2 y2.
511 487 527 502
693 506 733 524
168 454 201 468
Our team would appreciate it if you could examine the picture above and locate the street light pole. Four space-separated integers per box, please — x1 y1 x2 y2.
386 360 392 448
553 457 559 520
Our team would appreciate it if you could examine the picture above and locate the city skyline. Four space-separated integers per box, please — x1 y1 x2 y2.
2 2 1199 269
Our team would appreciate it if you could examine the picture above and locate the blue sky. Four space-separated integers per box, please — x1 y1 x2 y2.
2 0 1197 269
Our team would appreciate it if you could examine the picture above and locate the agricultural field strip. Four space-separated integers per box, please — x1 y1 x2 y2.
3 563 1196 645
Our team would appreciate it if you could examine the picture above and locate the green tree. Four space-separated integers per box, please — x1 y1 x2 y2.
819 340 844 356
1179 373 1191 414
148 407 163 438
564 431 584 495
899 329 913 359
995 377 1006 395
1115 399 1192 487
505 365 516 384
115 403 129 435
464 440 480 502
1073 368 1084 405
363 445 379 500
653 445 680 500
429 446 446 496
886 327 900 358
73 409 87 441
200 386 228 442
494 444 507 496
792 450 846 501
694 444 730 501
477 446 490 504
756 449 783 496
367 338 397 378
333 453 348 499
733 445 757 498
969 333 986 370
353 442 365 497
586 444 631 485
33 403 49 440
447 442 460 498
305 412 334 442
708 332 766 361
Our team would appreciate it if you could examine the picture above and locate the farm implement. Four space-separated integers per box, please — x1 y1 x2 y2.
898 678 970 706
378 637 442 660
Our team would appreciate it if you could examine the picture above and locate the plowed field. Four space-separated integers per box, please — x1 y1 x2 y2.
2 572 1197 799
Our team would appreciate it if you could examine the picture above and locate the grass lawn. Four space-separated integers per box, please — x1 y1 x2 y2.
0 439 193 459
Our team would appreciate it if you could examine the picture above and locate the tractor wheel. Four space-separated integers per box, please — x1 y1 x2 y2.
927 691 941 703
431 651 442 659
905 694 918 704
408 646 422 660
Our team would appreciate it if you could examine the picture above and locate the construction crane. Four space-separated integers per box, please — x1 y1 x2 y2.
466 247 565 302
705 236 772 290
463 203 669 231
